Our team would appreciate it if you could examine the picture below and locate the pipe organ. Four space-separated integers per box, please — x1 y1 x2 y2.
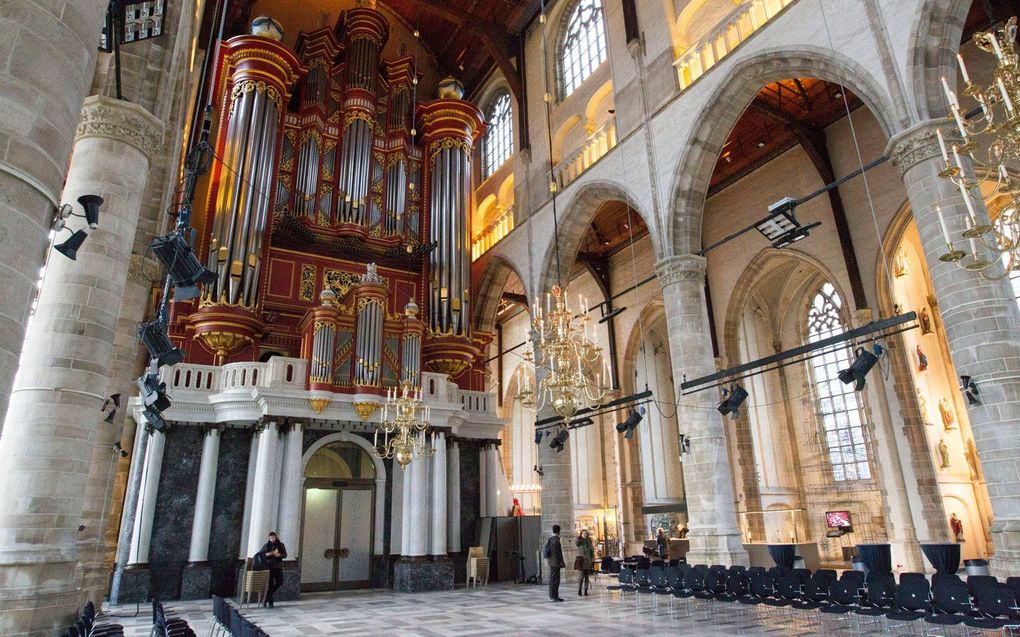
169 5 491 395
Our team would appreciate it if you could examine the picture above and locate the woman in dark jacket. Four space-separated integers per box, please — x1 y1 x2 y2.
575 529 595 596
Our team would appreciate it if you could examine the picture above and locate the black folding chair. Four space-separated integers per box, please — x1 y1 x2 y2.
884 578 931 631
855 574 895 631
967 574 998 598
964 582 1016 631
717 569 749 602
819 578 861 632
924 577 970 629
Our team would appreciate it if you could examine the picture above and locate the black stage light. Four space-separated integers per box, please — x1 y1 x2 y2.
77 194 103 229
838 347 879 391
961 375 980 405
137 319 185 367
534 430 545 445
572 417 594 428
717 385 748 417
137 373 171 413
149 231 216 300
55 230 88 260
113 442 129 458
109 393 121 407
679 433 690 455
549 428 569 453
142 407 167 432
615 409 643 439
103 409 117 424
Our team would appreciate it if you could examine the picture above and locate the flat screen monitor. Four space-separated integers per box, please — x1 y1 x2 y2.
826 510 852 530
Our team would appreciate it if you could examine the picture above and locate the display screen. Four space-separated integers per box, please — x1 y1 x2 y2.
826 510 852 529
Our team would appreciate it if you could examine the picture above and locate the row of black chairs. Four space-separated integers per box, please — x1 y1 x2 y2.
61 600 124 637
152 600 197 637
209 595 269 637
608 562 1020 631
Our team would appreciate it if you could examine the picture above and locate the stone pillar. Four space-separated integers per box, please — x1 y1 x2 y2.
447 441 462 553
128 429 166 566
0 1 108 437
390 459 405 555
536 368 578 581
180 426 221 598
887 120 1020 577
109 419 149 603
0 95 161 631
239 429 260 557
430 433 448 556
277 423 304 560
655 255 748 566
188 427 222 563
479 444 488 516
408 449 429 557
400 460 412 555
247 421 280 556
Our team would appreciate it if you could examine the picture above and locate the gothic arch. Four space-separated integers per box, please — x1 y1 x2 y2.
666 45 899 258
907 0 973 120
473 254 531 334
302 431 387 554
537 179 656 296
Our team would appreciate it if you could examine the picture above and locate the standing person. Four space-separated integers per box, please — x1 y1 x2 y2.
260 531 287 608
544 524 565 602
656 527 669 560
575 529 595 596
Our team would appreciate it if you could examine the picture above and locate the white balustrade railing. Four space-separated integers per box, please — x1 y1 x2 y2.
459 390 491 415
674 0 797 92
554 117 617 189
471 206 515 261
219 362 268 391
163 364 219 392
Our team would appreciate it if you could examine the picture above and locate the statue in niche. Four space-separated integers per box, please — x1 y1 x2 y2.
965 438 982 481
950 512 965 542
919 307 933 335
917 345 928 372
916 388 932 424
939 397 957 431
894 247 910 277
938 438 951 469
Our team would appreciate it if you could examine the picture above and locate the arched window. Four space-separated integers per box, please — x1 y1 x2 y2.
482 91 513 178
806 283 872 481
559 0 608 98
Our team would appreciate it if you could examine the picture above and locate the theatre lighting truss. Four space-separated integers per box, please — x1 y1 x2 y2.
936 17 1020 279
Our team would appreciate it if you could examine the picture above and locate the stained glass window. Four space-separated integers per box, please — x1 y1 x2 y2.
560 0 607 97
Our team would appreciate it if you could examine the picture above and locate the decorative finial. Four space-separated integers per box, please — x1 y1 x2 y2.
250 16 284 41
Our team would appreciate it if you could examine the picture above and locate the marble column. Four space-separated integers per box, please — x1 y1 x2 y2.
247 421 280 556
887 120 1020 577
188 427 222 563
391 459 405 555
239 429 260 557
400 459 412 555
408 448 429 557
430 433 448 556
128 429 166 566
479 445 488 516
108 419 149 603
0 1 108 437
0 95 161 632
277 423 304 560
655 255 748 566
447 441 462 553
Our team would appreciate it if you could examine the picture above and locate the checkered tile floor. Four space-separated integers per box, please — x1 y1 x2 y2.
102 580 1000 636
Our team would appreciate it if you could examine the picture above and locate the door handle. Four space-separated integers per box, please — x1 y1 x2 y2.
324 548 336 559
338 548 350 559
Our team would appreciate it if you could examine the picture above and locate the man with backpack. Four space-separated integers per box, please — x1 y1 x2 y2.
258 531 287 608
544 524 566 602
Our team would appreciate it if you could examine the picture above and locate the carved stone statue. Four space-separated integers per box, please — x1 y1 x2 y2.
362 262 383 284
894 247 910 277
939 397 957 431
965 438 981 481
938 438 950 469
916 388 929 422
919 307 933 334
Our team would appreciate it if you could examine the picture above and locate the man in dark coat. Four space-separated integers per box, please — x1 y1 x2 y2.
260 531 287 607
545 524 566 602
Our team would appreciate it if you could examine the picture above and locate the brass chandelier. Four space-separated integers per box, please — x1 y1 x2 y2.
936 16 1019 279
516 2 610 423
374 380 434 469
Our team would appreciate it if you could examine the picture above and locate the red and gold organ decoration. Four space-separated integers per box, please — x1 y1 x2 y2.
167 5 490 394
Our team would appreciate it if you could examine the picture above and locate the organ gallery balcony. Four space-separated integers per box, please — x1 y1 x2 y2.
129 357 503 437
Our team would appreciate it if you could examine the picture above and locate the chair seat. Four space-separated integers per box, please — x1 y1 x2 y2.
820 604 855 615
963 616 1008 630
693 591 716 600
886 610 927 622
737 597 761 605
763 598 790 607
924 614 965 626
854 607 887 616
791 600 821 610
715 593 741 602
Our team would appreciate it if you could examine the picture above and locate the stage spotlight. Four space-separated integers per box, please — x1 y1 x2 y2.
137 373 171 413
109 393 121 407
77 194 103 229
615 408 643 439
533 464 544 477
549 428 569 453
103 409 117 424
717 385 748 417
838 346 880 391
113 442 129 458
961 375 980 405
679 433 690 455
141 407 167 432
534 430 545 445
149 231 216 300
55 230 88 260
137 319 185 368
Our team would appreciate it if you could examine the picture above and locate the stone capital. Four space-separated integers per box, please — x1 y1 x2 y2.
75 95 163 160
885 119 962 176
655 254 706 286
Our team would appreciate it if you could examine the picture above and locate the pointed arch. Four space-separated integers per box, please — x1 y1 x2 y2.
665 45 899 257
907 0 973 120
473 254 531 334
